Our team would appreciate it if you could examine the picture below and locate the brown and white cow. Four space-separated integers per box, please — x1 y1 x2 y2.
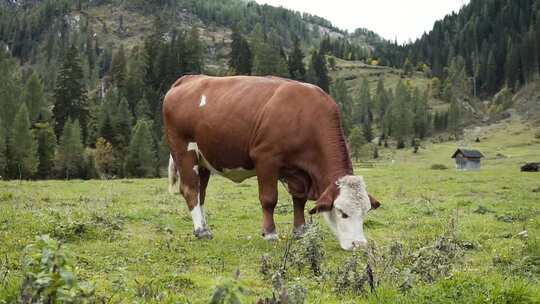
163 75 380 250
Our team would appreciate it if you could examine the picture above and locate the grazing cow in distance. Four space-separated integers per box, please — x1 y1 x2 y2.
168 154 180 193
163 75 380 250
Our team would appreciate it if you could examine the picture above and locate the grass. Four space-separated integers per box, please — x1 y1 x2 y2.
1 117 540 303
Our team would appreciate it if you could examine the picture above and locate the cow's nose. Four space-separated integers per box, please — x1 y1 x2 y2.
352 240 368 249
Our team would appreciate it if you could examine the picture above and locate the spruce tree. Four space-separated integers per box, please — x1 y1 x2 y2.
330 78 353 134
485 50 497 92
308 50 329 93
186 25 204 74
288 36 306 81
0 120 6 178
348 126 365 162
125 120 156 177
11 103 38 179
110 44 127 89
448 98 461 138
34 123 56 179
53 44 88 140
55 119 85 179
23 71 46 123
229 25 253 75
391 80 413 149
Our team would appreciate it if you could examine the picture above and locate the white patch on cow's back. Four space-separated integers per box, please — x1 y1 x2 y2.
193 165 199 175
199 95 207 107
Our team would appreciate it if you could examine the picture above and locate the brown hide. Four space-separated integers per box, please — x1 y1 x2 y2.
163 75 380 214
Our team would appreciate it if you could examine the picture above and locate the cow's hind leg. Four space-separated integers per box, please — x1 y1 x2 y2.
177 152 212 239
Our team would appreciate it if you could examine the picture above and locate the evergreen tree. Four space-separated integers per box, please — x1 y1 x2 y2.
23 71 46 123
374 77 390 137
391 80 413 149
308 50 329 93
135 96 152 121
252 26 288 77
186 25 204 74
485 50 497 93
348 126 365 162
34 122 56 179
55 119 85 179
413 88 429 139
110 44 127 89
125 120 156 177
288 36 306 80
330 78 353 134
354 77 372 125
125 46 146 112
53 44 88 140
0 48 23 131
229 25 253 75
403 57 414 77
448 98 461 138
0 119 6 178
11 103 38 179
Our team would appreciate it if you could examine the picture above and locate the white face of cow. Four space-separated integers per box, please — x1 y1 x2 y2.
322 176 371 251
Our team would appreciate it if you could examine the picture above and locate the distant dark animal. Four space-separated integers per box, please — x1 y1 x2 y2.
163 75 380 250
521 163 540 172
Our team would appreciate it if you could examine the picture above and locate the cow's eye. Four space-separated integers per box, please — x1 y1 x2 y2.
340 210 349 219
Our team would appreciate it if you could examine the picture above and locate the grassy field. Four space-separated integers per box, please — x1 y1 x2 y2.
1 116 540 303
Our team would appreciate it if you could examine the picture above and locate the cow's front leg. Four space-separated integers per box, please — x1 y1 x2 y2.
177 152 212 239
256 165 279 241
293 197 307 237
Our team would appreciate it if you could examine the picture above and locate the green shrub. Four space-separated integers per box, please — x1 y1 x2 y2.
20 235 94 303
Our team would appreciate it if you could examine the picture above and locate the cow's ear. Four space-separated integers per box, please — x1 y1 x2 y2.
368 194 381 210
309 186 337 214
309 200 333 214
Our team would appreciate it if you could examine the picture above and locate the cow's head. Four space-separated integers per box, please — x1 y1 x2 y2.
309 175 379 251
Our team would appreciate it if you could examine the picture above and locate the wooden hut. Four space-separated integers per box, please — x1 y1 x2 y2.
451 149 484 170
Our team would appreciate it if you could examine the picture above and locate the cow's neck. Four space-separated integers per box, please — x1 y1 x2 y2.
309 127 353 200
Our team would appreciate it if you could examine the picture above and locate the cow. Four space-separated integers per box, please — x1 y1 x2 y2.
163 75 380 250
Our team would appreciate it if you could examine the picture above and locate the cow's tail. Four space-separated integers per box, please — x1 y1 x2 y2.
168 154 180 194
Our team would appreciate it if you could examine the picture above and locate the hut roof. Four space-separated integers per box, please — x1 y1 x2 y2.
451 149 484 159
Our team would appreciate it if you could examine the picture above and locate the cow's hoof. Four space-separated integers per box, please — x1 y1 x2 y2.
263 232 279 241
194 228 213 240
293 225 305 238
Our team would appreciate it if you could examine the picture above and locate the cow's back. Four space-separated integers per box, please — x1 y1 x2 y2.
163 75 338 176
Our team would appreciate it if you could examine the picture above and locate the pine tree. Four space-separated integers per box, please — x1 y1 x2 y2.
330 78 353 134
0 120 6 178
11 103 38 179
288 36 306 81
55 119 85 179
34 122 56 179
413 88 429 139
448 98 461 138
354 77 372 125
23 71 46 123
125 46 146 112
308 50 329 93
348 126 365 162
186 25 204 74
252 27 288 77
403 57 414 77
113 97 133 148
135 96 152 121
391 80 413 149
125 120 156 177
110 44 127 89
229 25 253 75
0 48 23 131
485 50 497 92
53 44 88 141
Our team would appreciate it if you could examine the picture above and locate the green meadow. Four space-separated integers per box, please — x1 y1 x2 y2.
1 116 540 303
